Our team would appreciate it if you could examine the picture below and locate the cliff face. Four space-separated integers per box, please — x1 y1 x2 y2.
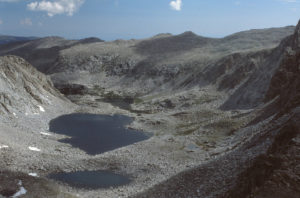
265 25 300 116
235 24 300 198
0 55 65 118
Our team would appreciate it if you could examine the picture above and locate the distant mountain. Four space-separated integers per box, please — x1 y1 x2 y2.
0 36 104 72
0 35 37 45
0 26 294 76
79 37 104 44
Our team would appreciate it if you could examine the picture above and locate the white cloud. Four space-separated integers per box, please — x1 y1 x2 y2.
170 0 182 11
20 18 33 26
27 0 85 17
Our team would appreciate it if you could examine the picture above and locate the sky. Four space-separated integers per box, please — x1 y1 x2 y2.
0 0 300 40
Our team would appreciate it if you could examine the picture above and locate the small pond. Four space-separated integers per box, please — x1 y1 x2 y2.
49 171 131 189
49 113 151 155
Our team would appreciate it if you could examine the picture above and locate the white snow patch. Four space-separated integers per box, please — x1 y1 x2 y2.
28 146 41 152
25 113 28 116
0 145 8 149
40 132 51 136
12 180 27 198
38 105 45 112
33 112 40 115
13 112 17 117
28 173 38 177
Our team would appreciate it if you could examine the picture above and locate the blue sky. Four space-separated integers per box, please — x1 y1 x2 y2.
0 0 300 40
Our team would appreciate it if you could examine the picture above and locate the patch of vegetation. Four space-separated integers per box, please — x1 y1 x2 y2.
183 110 218 120
195 139 217 151
103 91 121 100
177 127 199 136
175 122 200 136
140 93 163 102
204 118 244 136
129 109 153 114
194 94 218 105
171 112 189 117
176 122 198 129
193 110 218 119
134 97 144 104
88 85 105 96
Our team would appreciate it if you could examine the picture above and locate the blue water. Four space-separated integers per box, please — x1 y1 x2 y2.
49 171 131 189
49 113 151 155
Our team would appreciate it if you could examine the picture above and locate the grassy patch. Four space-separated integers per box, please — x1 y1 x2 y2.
87 85 105 96
195 139 217 151
177 127 199 136
134 97 144 104
103 91 123 100
140 93 163 102
204 118 244 136
175 122 200 136
194 94 218 105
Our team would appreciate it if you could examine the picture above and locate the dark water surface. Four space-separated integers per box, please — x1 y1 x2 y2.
49 113 151 155
97 97 133 110
49 171 131 189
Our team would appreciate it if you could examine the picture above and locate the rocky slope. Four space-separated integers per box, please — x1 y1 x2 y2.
0 56 67 118
0 56 79 197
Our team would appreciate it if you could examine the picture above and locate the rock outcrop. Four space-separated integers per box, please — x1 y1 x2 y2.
0 55 65 117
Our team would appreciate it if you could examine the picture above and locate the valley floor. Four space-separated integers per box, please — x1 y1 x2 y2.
0 87 259 198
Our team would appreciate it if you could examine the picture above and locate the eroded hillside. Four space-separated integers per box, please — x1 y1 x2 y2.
0 56 66 118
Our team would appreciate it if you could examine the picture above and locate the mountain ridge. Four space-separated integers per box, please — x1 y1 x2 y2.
0 35 37 45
